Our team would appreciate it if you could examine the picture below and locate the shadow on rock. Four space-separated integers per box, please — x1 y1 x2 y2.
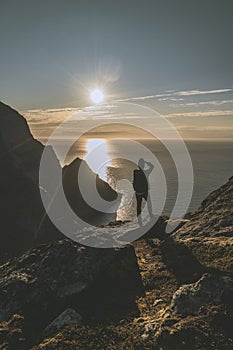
160 237 206 284
0 239 144 344
119 215 169 244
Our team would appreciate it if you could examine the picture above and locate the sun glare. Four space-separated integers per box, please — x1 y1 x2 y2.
85 138 111 180
90 88 105 104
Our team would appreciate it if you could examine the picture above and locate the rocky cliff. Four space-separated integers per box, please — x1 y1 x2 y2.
0 102 117 261
172 175 233 272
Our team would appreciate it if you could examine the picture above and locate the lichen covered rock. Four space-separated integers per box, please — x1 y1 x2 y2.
171 273 233 316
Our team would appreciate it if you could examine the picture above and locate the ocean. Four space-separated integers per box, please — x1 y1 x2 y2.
62 139 233 221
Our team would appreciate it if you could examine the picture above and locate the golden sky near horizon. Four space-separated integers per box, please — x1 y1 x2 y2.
23 98 233 143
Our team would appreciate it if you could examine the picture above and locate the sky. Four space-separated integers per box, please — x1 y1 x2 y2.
0 0 233 140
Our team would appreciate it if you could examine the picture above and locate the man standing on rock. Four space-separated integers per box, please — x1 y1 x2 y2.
133 158 154 226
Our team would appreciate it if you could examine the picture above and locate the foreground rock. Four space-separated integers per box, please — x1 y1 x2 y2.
142 304 233 350
171 273 233 316
172 175 233 272
174 175 233 240
0 314 26 350
44 308 82 335
0 240 143 327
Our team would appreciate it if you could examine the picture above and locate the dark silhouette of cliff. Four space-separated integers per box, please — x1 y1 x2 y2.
0 102 117 261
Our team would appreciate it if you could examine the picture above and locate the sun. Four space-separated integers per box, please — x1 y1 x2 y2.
90 88 105 104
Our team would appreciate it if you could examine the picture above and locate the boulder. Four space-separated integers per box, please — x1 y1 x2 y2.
0 240 143 326
171 273 233 316
44 308 82 334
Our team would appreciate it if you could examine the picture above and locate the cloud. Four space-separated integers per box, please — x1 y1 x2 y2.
118 94 159 102
177 125 233 131
22 104 146 142
174 88 233 96
165 110 233 118
158 97 185 101
156 88 233 97
118 88 233 102
117 94 184 102
174 99 233 107
22 98 233 144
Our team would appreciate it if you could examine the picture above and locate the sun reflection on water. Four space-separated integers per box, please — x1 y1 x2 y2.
84 138 111 181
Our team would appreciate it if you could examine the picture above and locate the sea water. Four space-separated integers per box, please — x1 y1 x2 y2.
64 139 233 221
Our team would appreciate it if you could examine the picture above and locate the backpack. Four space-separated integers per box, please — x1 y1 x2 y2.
133 169 148 194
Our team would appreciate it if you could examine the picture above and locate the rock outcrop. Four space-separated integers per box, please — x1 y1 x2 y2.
44 308 82 335
0 103 60 260
0 102 46 184
173 175 233 240
0 102 118 261
62 157 118 225
0 240 143 327
172 176 233 272
171 273 233 316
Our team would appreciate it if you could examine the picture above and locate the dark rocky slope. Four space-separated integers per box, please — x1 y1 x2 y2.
0 102 59 261
174 175 233 240
0 241 143 349
172 175 233 272
0 240 143 321
0 176 232 349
